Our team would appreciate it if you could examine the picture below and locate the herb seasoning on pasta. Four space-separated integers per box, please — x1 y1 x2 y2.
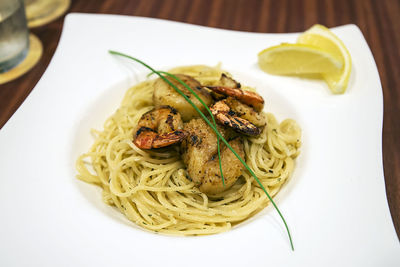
76 61 301 248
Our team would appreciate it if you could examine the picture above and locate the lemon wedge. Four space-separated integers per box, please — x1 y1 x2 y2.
297 24 352 94
258 43 342 75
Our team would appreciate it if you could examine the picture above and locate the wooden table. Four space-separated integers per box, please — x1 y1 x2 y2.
1 0 399 239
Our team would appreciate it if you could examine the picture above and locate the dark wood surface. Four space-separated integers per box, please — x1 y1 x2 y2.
1 0 399 239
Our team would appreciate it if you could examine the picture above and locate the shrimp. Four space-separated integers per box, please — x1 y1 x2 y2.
134 106 187 149
181 118 245 195
209 73 241 100
210 99 261 136
207 74 264 112
153 74 213 122
207 74 266 136
210 97 266 136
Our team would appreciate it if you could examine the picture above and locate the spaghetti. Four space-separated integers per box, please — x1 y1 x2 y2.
76 65 301 235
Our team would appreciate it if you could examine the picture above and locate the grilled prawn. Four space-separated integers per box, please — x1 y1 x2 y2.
134 106 187 149
181 118 245 195
210 98 265 136
207 74 264 112
208 75 266 136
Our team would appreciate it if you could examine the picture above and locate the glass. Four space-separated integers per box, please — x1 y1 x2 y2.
0 0 29 73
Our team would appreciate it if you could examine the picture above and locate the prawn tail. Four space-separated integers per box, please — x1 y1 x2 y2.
134 128 158 149
152 130 188 148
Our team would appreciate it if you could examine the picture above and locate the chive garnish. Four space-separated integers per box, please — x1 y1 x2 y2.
108 50 294 250
157 71 225 187
143 70 225 186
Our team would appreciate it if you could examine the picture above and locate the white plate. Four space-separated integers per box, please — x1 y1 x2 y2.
0 13 399 267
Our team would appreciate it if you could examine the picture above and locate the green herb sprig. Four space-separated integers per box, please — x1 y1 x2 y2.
108 50 294 250
145 70 225 186
157 71 225 187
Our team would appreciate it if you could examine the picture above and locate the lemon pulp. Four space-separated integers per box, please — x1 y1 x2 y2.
258 24 352 94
